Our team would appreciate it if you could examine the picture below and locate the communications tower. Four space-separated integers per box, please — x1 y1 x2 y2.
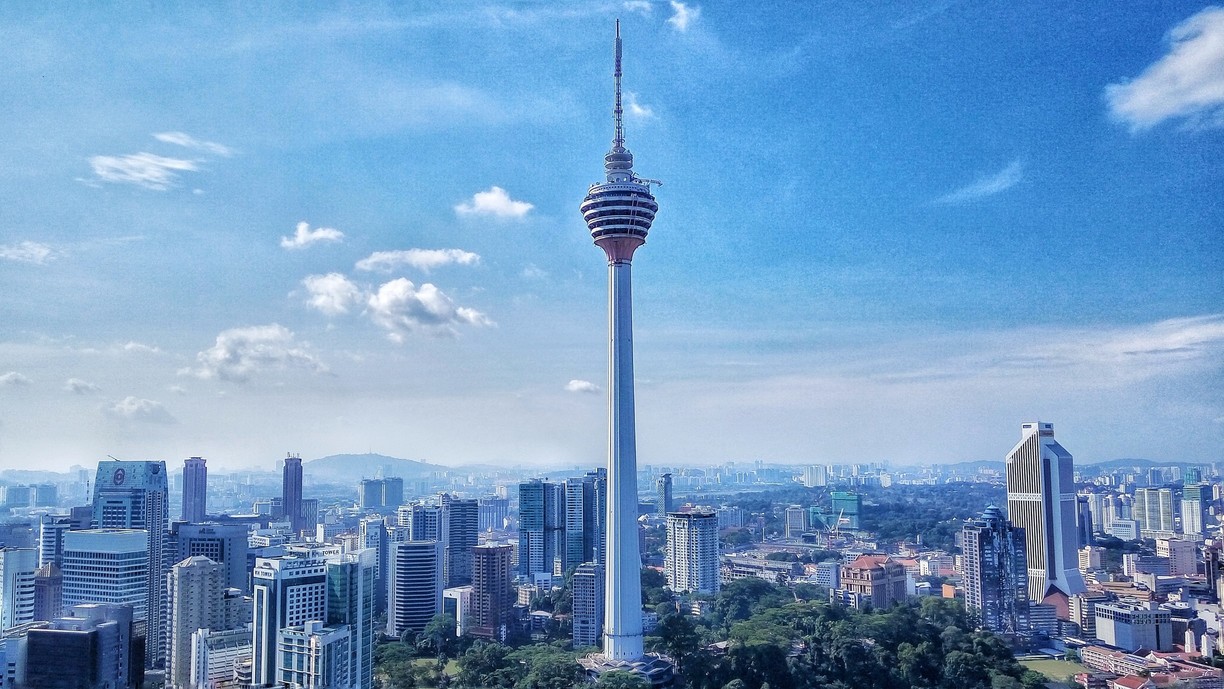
578 21 672 687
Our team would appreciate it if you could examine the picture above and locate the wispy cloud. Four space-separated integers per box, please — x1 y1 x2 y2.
280 221 345 250
935 159 1023 204
153 131 234 156
625 92 654 119
454 186 533 218
623 0 653 15
302 273 364 316
64 378 101 395
667 1 700 32
0 372 31 387
367 278 492 341
87 152 198 190
1105 7 1224 132
565 379 601 394
121 341 162 355
182 324 328 382
0 241 56 265
355 248 481 273
103 396 175 424
521 264 547 280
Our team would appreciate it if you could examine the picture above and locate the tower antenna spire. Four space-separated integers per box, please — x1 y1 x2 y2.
613 19 624 151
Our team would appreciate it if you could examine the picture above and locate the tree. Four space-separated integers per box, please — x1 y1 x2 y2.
648 612 700 671
595 670 651 689
419 613 458 658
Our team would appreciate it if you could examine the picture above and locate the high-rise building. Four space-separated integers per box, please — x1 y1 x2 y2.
171 521 250 593
33 563 62 622
784 506 807 539
664 510 720 595
830 492 862 530
278 620 352 689
166 556 226 689
181 456 207 523
1094 602 1173 652
92 459 169 667
282 454 305 535
386 541 442 637
0 548 37 629
802 465 828 488
1005 422 1085 615
359 479 382 510
573 562 605 648
37 514 75 569
655 474 673 516
1182 483 1212 538
576 24 673 686
25 603 142 689
359 516 390 615
478 496 510 531
1156 538 1197 576
402 502 442 540
961 507 1029 638
61 530 149 647
471 543 513 640
190 627 252 689
1134 487 1176 536
251 552 328 687
518 479 566 578
441 494 479 587
382 478 404 509
566 470 607 573
1076 495 1093 547
327 549 378 689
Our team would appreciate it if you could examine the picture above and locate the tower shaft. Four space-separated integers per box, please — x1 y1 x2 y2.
602 257 643 661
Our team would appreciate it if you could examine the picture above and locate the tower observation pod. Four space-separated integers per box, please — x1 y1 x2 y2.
577 21 673 688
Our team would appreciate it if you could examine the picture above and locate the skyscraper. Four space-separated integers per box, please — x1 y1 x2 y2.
386 540 442 637
961 507 1030 638
1134 487 1176 536
25 604 142 689
577 24 671 685
441 494 479 587
61 529 149 641
470 543 513 640
181 456 207 523
0 547 37 629
251 552 328 687
517 479 565 578
573 562 605 648
1005 422 1085 616
282 454 305 535
1182 483 1212 538
327 549 378 689
166 555 225 689
664 510 720 595
170 521 250 592
92 460 168 667
655 474 673 516
566 470 607 572
33 563 62 622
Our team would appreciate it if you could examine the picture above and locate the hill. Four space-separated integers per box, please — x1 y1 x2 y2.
304 453 450 484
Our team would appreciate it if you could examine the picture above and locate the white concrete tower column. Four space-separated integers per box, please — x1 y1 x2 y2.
580 21 659 664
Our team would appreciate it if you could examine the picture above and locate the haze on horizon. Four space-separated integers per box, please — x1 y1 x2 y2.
1 3 1222 473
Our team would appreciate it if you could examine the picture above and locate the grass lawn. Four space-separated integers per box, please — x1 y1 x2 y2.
1020 658 1091 680
410 657 461 676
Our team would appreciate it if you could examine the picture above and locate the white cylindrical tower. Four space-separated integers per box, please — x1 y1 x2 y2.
580 20 658 664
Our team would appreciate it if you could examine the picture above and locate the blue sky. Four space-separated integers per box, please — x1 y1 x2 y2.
1 2 1222 471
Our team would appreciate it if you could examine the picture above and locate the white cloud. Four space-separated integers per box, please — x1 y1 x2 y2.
153 131 234 156
280 221 345 250
0 241 56 265
355 248 481 273
103 396 175 424
667 1 700 31
88 152 198 190
367 278 492 341
935 159 1023 204
454 186 533 218
625 92 654 119
0 372 31 387
64 378 101 394
1105 7 1224 131
167 385 187 395
521 264 548 280
302 273 364 315
623 0 653 15
565 379 602 394
121 341 162 354
183 324 328 382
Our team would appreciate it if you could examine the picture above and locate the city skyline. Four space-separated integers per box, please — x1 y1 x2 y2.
1 3 1222 472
